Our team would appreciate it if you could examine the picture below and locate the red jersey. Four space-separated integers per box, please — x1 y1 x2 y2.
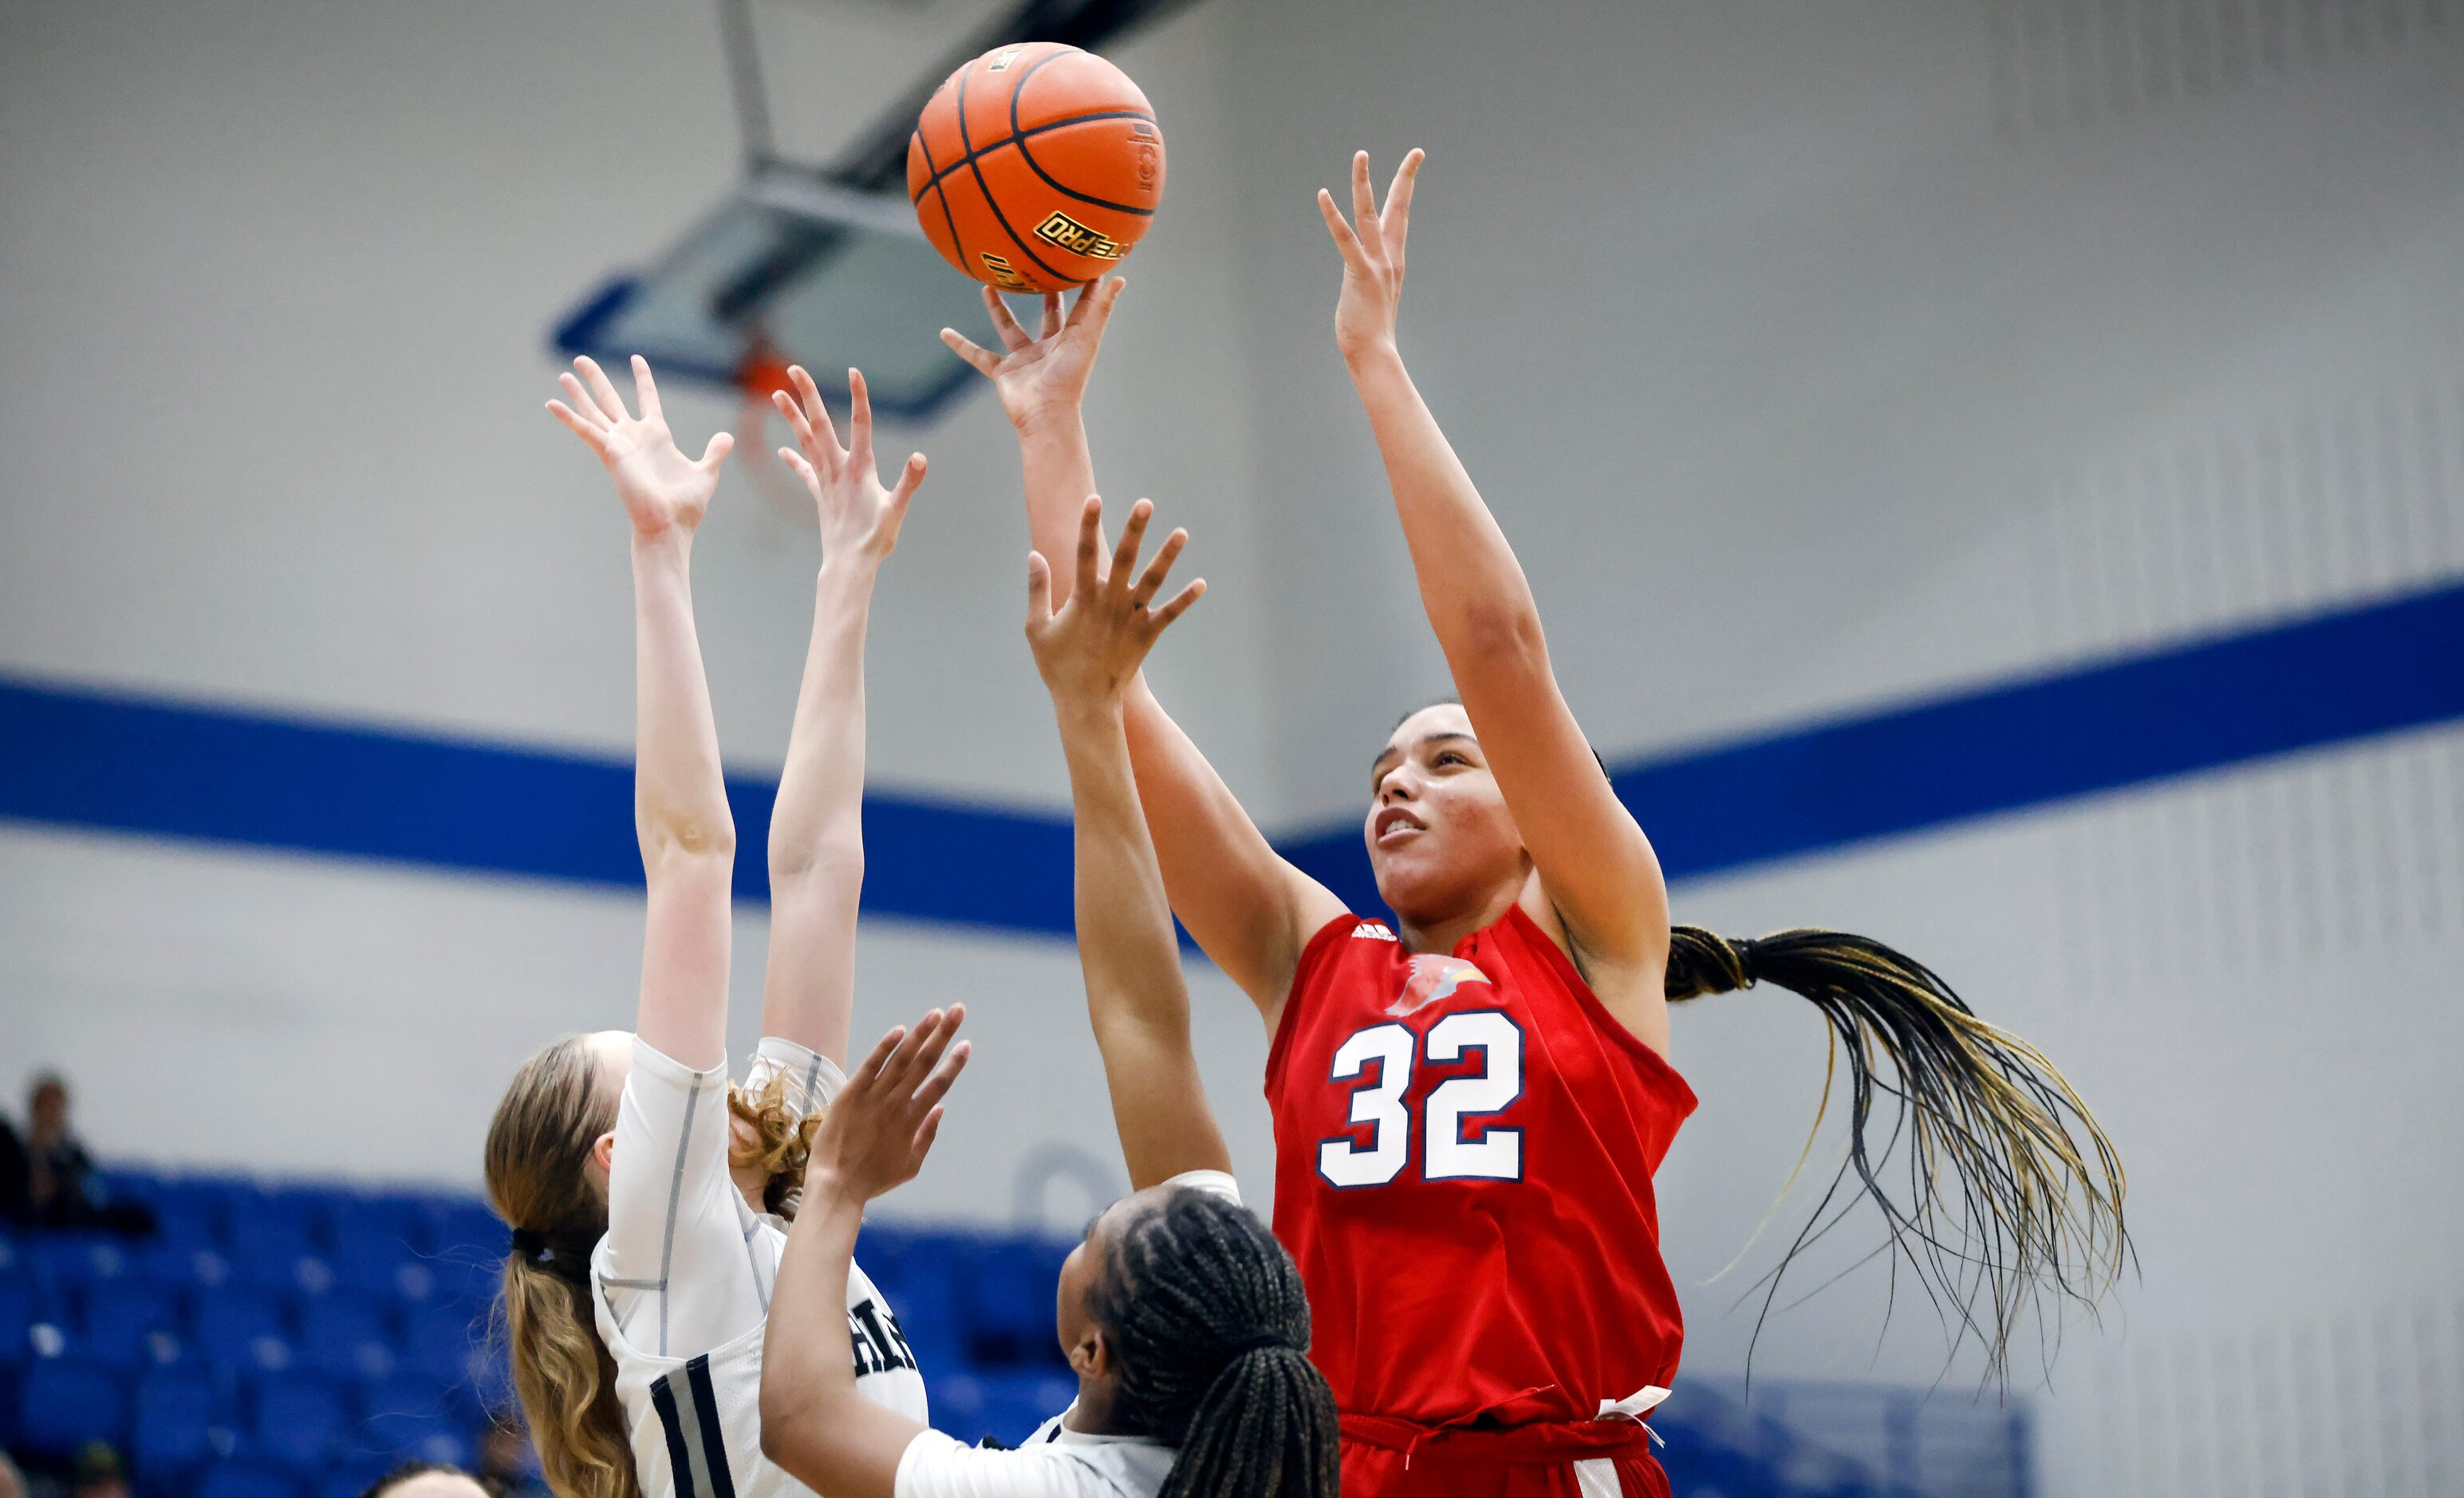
1266 905 1697 1429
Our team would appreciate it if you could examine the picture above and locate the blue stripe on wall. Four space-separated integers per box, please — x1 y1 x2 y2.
4 579 2459 935
1283 580 2464 914
0 680 1076 934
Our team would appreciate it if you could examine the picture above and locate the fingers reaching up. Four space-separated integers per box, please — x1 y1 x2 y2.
1024 495 1205 707
546 355 731 538
767 364 928 562
939 276 1127 432
1319 149 1425 362
812 1006 972 1201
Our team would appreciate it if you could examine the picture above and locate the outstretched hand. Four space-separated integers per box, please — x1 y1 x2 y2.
547 355 734 539
1317 149 1425 363
1024 495 1205 708
806 1006 970 1204
940 278 1126 432
770 365 928 563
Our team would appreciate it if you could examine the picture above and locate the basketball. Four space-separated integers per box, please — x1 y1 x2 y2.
908 43 1165 294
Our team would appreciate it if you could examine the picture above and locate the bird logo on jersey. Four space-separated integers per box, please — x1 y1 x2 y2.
1387 954 1493 1018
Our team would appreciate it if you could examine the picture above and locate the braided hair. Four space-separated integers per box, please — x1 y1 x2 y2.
1085 1189 1339 1498
1664 926 2131 1382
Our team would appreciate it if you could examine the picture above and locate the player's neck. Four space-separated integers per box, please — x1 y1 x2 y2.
1397 885 1521 956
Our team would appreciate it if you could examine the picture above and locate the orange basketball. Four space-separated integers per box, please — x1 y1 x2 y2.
908 43 1165 294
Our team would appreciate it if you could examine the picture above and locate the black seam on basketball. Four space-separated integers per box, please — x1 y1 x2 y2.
930 179 969 276
913 128 972 270
1010 49 1156 219
909 110 1157 206
955 61 1072 286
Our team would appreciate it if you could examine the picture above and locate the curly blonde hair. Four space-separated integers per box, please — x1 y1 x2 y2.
725 1069 826 1219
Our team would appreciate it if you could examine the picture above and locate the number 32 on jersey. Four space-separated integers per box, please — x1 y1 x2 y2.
1317 1011 1524 1188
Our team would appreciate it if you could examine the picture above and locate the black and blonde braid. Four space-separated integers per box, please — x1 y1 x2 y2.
1666 925 2131 1382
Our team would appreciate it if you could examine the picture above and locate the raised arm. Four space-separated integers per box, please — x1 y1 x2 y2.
548 355 737 1069
1026 496 1232 1189
761 1009 968 1498
755 366 928 1066
944 287 1344 1019
1320 154 1673 1046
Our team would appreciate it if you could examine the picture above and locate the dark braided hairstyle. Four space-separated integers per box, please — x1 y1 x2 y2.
1663 926 2131 1382
1085 1189 1339 1498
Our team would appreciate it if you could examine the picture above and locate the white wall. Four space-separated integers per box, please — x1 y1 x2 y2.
5 2 2463 1493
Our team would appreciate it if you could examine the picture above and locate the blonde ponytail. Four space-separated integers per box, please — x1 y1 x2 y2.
486 1037 639 1498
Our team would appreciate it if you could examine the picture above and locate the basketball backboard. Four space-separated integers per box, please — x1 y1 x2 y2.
551 166 999 422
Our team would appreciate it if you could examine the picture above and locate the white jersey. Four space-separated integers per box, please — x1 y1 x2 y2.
594 1036 928 1498
891 1172 1241 1498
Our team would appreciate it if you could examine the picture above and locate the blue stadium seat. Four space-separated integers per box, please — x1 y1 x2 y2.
358 1378 475 1466
329 1206 426 1301
197 1458 306 1498
414 1200 507 1261
960 1237 1071 1368
83 1281 183 1369
297 1295 394 1381
191 1289 293 1374
397 1304 483 1386
227 1194 320 1269
130 1366 226 1480
142 1243 237 1296
927 1369 1074 1448
0 1284 32 1365
315 1456 396 1498
15 1354 128 1457
254 1371 349 1470
26 1234 134 1294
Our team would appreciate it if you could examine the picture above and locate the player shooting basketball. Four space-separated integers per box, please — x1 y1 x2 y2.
945 152 2128 1498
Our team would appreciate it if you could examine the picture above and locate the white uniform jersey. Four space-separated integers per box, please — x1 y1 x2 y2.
594 1036 928 1498
890 1172 1241 1498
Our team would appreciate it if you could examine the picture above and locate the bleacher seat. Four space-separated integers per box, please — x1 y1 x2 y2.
83 1281 183 1369
143 1243 236 1296
192 1289 293 1373
415 1201 507 1261
359 1377 475 1467
26 1234 132 1294
297 1295 393 1381
15 1354 128 1456
397 1303 483 1386
315 1457 396 1498
0 1283 33 1363
255 1371 351 1470
960 1238 1070 1368
131 1366 226 1480
927 1368 1074 1448
198 1458 307 1498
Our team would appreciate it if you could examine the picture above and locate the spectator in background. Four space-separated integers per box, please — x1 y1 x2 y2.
0 1073 152 1236
0 1097 26 1223
0 1446 28 1498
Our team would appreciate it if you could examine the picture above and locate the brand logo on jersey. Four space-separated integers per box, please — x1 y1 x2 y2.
1351 921 1396 941
1032 210 1126 260
1386 954 1492 1017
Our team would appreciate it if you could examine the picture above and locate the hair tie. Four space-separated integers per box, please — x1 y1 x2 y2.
1225 1333 1299 1359
511 1228 550 1259
1729 936 1761 987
